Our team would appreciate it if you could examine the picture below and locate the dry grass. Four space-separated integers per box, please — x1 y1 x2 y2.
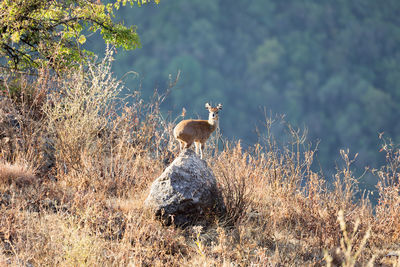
1 50 400 266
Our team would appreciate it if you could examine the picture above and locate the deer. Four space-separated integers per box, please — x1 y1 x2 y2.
173 103 222 159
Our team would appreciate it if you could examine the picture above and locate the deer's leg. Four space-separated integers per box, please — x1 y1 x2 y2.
199 142 204 159
185 141 193 149
178 140 184 151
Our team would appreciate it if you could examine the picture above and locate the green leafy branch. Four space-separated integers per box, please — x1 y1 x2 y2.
0 0 159 72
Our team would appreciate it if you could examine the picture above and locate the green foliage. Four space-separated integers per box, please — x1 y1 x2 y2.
0 0 158 72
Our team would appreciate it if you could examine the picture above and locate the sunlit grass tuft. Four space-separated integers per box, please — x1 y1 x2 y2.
0 161 36 190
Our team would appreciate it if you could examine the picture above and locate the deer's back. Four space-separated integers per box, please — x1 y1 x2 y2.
174 120 215 142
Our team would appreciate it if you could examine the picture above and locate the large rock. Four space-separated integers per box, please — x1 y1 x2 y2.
145 149 223 226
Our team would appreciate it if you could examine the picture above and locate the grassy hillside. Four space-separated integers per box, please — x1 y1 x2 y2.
1 53 400 266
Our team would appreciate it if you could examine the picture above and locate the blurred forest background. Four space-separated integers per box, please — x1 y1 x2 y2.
88 0 400 179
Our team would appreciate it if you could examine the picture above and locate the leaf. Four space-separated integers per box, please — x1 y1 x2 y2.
11 31 21 43
78 35 86 44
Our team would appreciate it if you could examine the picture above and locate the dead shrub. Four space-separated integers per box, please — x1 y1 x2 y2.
214 142 256 224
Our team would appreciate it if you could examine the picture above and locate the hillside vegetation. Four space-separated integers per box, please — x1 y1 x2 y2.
1 53 400 266
97 0 400 172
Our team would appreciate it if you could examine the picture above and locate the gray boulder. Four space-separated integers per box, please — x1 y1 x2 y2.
145 149 223 226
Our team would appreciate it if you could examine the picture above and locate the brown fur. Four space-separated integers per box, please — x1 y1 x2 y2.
173 103 222 158
174 119 216 149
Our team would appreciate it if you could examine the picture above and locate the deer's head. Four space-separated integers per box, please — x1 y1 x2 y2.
205 103 223 122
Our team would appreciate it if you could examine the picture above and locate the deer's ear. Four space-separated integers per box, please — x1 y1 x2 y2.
217 103 223 110
205 103 211 109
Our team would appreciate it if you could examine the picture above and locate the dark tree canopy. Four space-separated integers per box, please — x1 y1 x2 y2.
99 0 400 173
